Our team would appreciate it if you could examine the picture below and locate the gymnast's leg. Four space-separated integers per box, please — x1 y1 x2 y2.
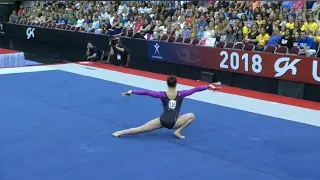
112 118 163 137
173 113 195 139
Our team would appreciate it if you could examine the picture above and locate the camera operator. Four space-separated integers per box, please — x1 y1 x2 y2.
108 38 130 67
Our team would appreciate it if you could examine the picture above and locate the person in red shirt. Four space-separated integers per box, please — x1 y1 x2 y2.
186 13 194 24
133 16 144 33
18 5 24 16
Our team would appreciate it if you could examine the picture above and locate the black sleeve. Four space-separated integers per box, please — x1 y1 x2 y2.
287 37 294 49
122 45 129 55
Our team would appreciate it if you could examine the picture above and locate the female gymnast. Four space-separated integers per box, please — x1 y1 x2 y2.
112 75 220 139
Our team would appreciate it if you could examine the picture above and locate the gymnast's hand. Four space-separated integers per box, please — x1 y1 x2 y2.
209 84 221 91
121 90 132 96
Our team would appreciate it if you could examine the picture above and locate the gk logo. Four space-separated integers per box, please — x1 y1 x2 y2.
26 27 35 39
274 57 301 77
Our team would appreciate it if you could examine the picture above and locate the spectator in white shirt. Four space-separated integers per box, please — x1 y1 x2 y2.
117 2 126 15
124 16 134 30
312 1 320 11
203 23 216 39
87 16 100 32
144 3 153 14
177 16 186 29
99 9 107 20
75 14 85 27
108 13 115 25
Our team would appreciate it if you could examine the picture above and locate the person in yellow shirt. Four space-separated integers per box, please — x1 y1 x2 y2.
314 30 320 42
301 16 319 33
306 29 314 39
239 21 249 37
189 27 197 39
280 26 286 35
256 27 270 51
256 14 263 28
285 16 295 30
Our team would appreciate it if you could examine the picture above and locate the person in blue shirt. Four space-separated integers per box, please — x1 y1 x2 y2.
197 15 208 31
297 31 317 57
265 28 282 48
85 42 101 61
281 1 294 9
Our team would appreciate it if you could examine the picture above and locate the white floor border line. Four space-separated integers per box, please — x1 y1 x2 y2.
0 65 55 75
53 63 320 128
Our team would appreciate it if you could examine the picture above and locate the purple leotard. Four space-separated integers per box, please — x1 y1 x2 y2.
132 85 209 129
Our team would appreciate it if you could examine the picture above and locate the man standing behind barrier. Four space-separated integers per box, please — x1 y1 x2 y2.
108 38 130 67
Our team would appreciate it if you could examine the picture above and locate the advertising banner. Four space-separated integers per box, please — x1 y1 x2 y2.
148 41 320 85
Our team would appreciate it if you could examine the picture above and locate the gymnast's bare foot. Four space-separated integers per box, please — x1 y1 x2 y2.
174 131 185 139
112 132 121 137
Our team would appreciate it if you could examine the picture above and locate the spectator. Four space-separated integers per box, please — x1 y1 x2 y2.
87 15 100 32
18 5 24 16
312 0 320 12
235 28 245 42
243 24 259 45
285 15 295 30
133 16 144 34
256 26 270 51
293 31 300 47
123 16 134 30
279 28 294 49
281 1 295 9
197 15 208 31
293 20 302 34
101 18 112 33
314 30 320 42
203 23 215 39
197 26 204 39
132 19 151 39
238 21 248 37
12 0 320 58
301 15 318 33
9 11 18 23
297 31 316 56
181 25 191 39
306 28 314 39
75 14 85 27
229 11 240 26
280 26 286 35
67 15 77 26
189 27 197 39
85 42 100 61
109 17 123 35
225 26 235 42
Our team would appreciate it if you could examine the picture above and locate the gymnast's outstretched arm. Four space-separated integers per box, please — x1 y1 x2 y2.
123 89 164 98
179 85 209 97
179 84 220 97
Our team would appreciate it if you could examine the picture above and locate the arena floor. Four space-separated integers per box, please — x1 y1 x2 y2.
1 62 320 180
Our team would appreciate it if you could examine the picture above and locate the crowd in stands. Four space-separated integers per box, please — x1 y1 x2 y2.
8 1 320 57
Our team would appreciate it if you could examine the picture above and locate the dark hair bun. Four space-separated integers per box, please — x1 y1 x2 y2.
167 75 177 88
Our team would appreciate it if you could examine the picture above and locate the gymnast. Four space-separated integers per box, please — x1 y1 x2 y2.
112 75 220 139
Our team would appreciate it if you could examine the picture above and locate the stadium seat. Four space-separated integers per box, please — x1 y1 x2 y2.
264 46 277 53
233 43 245 50
275 46 289 54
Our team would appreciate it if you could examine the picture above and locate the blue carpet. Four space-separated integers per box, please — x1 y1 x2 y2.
0 70 319 180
